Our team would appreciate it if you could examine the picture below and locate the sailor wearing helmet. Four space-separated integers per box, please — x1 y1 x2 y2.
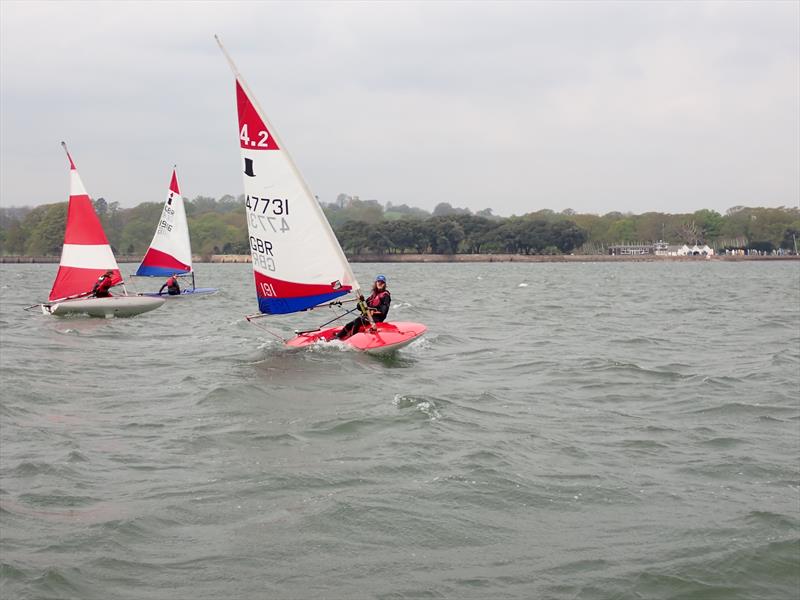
336 274 391 340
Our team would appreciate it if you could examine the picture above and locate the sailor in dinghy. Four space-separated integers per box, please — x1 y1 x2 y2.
158 274 182 296
216 36 426 353
31 143 164 318
133 168 218 298
91 271 116 297
336 275 391 340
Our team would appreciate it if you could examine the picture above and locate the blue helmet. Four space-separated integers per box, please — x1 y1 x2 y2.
375 274 387 283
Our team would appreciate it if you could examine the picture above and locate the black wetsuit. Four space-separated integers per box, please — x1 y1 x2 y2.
159 277 181 296
337 290 391 339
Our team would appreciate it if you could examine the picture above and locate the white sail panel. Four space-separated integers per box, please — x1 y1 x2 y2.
60 244 118 269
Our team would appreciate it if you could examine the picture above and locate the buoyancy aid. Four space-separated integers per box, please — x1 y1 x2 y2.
93 276 114 297
364 290 390 322
366 290 389 308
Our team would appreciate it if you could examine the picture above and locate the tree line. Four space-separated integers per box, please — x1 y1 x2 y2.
1 194 798 257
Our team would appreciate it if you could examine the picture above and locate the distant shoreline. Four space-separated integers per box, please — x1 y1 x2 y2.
2 253 797 264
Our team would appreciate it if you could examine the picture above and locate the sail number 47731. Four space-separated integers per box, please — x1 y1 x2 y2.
246 195 288 215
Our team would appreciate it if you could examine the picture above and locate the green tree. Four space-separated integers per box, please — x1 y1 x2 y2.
606 217 637 243
430 218 465 253
336 220 371 254
693 209 724 241
550 220 588 253
432 202 470 217
25 203 67 255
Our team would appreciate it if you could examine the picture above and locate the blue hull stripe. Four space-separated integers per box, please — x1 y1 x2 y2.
140 288 218 297
136 265 191 277
258 290 349 315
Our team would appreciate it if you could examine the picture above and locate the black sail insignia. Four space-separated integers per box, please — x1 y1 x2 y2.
244 157 255 177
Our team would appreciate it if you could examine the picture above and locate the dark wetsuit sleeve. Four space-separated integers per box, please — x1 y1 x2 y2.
159 284 167 294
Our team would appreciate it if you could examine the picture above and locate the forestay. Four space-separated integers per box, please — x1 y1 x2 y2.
49 144 122 302
135 169 192 277
216 36 360 315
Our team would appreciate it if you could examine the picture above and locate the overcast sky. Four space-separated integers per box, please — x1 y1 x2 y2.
1 1 798 216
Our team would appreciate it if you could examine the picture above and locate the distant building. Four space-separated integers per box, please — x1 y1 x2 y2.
674 244 714 256
608 243 653 256
684 244 714 256
653 241 670 255
609 241 714 256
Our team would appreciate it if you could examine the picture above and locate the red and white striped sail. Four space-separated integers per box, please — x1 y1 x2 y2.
135 168 193 277
216 36 360 315
48 144 121 302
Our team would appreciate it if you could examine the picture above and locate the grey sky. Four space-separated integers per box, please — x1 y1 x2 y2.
1 0 798 216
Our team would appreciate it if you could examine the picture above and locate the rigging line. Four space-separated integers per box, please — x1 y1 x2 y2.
245 315 288 343
311 306 359 331
302 297 359 311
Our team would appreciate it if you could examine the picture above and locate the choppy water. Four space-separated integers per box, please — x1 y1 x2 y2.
1 261 798 599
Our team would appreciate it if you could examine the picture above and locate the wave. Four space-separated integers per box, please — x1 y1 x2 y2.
677 460 796 481
618 439 671 451
690 401 798 417
392 394 442 421
699 436 748 448
29 567 90 599
7 461 67 477
578 358 697 382
743 510 799 530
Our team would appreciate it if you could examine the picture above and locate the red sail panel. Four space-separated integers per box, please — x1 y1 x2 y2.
169 169 180 194
139 247 191 273
236 80 279 150
49 266 122 302
62 195 112 245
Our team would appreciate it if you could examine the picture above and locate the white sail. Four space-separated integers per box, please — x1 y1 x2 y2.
216 36 360 315
136 168 193 276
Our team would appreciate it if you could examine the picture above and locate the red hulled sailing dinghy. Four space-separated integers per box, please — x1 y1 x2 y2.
216 38 426 352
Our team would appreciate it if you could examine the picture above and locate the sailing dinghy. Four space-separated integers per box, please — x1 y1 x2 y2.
39 143 164 317
216 37 426 353
134 168 218 297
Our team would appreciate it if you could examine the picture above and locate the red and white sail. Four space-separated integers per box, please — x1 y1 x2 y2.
216 36 360 315
135 168 193 277
48 144 121 302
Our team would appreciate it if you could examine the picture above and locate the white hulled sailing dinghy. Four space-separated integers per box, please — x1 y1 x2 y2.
216 37 426 353
134 167 218 297
38 143 165 317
